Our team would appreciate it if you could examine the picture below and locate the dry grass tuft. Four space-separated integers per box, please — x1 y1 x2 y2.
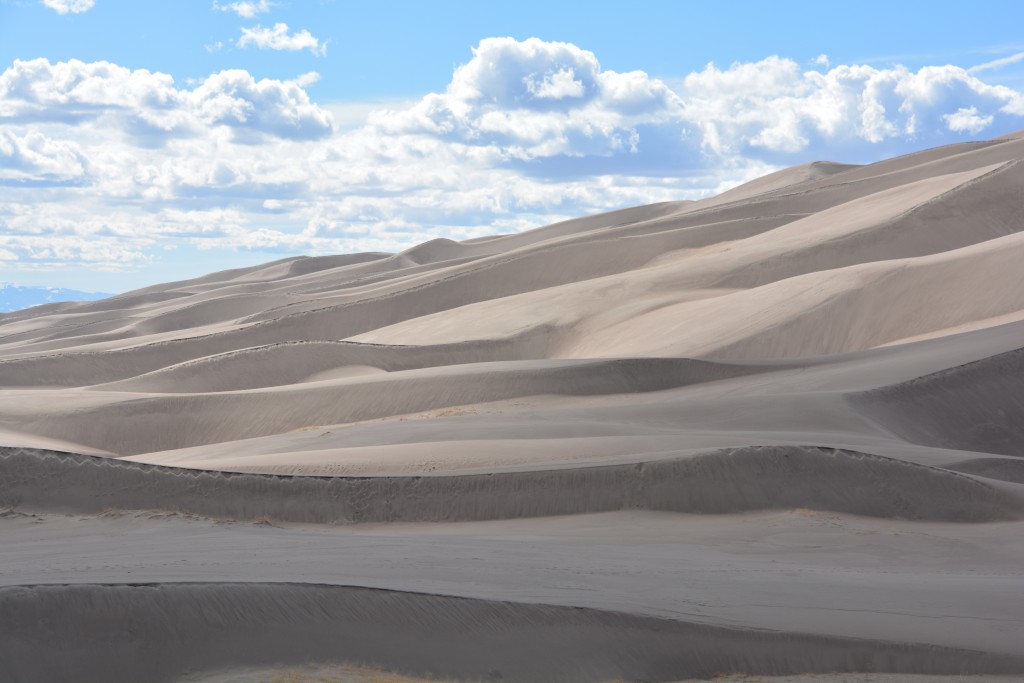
419 406 478 419
251 515 280 528
259 663 465 683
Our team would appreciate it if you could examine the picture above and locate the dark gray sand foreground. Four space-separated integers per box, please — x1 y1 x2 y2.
2 131 1024 682
188 671 1024 683
193 676 1024 683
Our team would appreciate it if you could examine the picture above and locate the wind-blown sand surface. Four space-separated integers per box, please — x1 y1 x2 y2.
2 131 1024 682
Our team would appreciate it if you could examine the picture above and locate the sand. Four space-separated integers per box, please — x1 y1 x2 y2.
2 130 1024 682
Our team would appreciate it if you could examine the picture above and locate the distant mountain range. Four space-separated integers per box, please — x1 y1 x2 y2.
0 283 113 313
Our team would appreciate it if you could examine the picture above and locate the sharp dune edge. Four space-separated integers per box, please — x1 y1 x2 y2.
3 132 1024 682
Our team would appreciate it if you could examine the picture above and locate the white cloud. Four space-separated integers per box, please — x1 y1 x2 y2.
294 72 321 87
0 58 333 141
40 0 94 15
943 106 994 134
814 54 830 68
0 130 87 184
190 69 332 140
679 57 1024 157
214 0 272 18
238 23 326 56
373 41 1024 172
1 38 1023 281
369 37 683 167
0 219 154 268
526 68 586 99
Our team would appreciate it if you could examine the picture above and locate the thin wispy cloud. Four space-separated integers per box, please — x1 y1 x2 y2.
969 50 1024 73
238 23 326 56
213 1 273 19
40 0 95 15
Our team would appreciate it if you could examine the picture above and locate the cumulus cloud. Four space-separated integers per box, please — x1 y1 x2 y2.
40 0 94 15
373 39 1024 174
0 58 333 141
214 0 272 18
526 68 586 99
679 57 1024 160
2 38 1024 281
943 106 994 134
0 131 87 184
238 23 326 56
190 69 332 140
370 37 684 173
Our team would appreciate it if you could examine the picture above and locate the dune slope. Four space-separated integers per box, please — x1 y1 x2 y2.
3 131 1024 682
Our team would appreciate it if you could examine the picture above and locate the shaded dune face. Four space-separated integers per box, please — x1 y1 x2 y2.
3 131 1024 683
851 347 1024 458
4 445 1020 523
3 583 1021 683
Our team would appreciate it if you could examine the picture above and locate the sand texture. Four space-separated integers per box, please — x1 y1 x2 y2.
2 131 1024 682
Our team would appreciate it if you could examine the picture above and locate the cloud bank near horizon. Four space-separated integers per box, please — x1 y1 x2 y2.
2 37 1023 278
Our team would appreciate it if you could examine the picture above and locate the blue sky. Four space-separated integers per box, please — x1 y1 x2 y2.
2 0 1024 292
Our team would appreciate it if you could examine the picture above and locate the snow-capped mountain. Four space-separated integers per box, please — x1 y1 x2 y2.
0 283 112 313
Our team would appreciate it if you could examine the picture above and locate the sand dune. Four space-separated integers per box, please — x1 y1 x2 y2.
6 582 1019 683
853 346 1024 457
3 131 1024 682
5 445 1020 522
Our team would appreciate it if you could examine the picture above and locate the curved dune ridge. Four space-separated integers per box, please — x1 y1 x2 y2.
3 131 1024 682
2 583 1020 683
8 358 779 455
4 446 1020 523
